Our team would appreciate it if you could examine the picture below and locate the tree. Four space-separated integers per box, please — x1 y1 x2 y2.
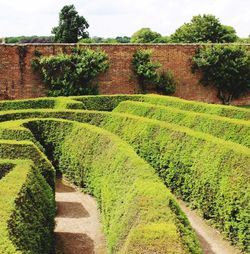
170 14 238 43
52 5 89 43
130 28 162 43
115 36 131 43
192 45 250 104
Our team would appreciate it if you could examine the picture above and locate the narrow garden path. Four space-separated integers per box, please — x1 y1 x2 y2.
54 179 107 254
178 200 242 254
53 178 242 254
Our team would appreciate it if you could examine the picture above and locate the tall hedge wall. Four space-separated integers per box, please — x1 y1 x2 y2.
0 94 249 253
2 118 202 254
0 160 55 254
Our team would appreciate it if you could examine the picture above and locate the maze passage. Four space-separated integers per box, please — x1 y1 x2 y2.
0 94 249 254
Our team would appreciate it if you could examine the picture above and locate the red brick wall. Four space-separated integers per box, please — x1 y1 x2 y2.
0 43 249 105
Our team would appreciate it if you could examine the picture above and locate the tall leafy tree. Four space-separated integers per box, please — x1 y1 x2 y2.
192 45 250 104
171 14 238 43
52 5 89 43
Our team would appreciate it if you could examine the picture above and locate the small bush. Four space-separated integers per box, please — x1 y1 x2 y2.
32 48 109 96
156 71 176 95
132 49 176 94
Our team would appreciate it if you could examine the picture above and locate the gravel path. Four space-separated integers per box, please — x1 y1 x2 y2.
178 200 242 254
54 179 107 254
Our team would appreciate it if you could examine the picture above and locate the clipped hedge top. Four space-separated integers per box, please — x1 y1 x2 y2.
0 117 201 253
0 160 32 254
0 94 249 253
113 100 250 148
140 94 250 120
0 109 249 156
0 94 248 119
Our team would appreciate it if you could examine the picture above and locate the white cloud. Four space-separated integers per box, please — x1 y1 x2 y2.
0 0 249 37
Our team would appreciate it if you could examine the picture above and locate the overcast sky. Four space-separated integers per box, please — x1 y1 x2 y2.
0 0 249 38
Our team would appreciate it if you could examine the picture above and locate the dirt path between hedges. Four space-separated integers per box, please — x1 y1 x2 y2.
54 179 107 254
177 200 242 254
53 178 242 254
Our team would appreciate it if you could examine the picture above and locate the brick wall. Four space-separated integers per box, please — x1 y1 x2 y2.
0 43 249 105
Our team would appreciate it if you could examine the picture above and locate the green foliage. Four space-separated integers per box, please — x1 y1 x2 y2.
132 50 176 94
238 36 250 43
0 140 55 189
170 14 238 43
8 164 55 254
156 71 176 95
0 94 249 119
0 94 249 251
52 5 89 43
5 36 54 44
138 94 250 120
24 119 201 254
79 36 119 44
115 36 131 43
132 49 160 92
0 161 55 254
32 48 109 96
192 45 250 104
130 28 162 43
114 101 250 148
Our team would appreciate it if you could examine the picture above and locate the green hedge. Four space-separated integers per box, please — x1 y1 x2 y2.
0 140 55 189
0 95 141 112
0 161 14 180
1 94 248 119
0 110 248 250
139 94 250 120
70 95 142 111
0 124 45 152
97 113 250 251
8 118 201 254
1 109 247 250
0 160 55 254
113 101 250 147
0 98 55 111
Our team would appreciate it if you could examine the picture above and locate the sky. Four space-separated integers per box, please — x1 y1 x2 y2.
0 0 249 38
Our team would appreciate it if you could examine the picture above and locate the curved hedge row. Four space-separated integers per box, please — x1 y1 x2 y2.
0 160 55 254
0 94 249 253
0 109 249 250
1 94 247 119
0 140 55 188
113 101 250 147
0 118 201 254
139 94 250 120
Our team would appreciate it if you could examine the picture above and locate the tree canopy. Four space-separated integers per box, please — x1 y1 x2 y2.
192 45 250 104
170 14 238 43
130 28 163 43
52 5 89 43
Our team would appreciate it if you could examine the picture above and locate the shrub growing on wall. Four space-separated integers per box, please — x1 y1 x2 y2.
192 45 250 104
32 48 109 96
132 49 176 94
156 71 176 95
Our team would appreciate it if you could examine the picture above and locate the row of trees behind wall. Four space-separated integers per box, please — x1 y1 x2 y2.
1 5 250 44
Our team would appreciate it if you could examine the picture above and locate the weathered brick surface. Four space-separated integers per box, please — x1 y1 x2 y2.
0 43 249 105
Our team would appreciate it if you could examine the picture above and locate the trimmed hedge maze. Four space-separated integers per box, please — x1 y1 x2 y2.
0 95 249 253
